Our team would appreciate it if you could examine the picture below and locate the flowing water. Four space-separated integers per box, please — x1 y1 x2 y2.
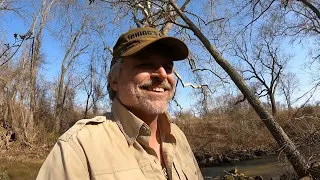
201 155 287 180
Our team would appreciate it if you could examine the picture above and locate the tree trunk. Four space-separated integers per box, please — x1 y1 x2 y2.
84 94 90 119
55 67 66 133
169 0 309 177
270 91 277 116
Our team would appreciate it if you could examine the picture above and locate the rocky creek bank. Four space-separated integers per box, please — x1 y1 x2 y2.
195 149 272 167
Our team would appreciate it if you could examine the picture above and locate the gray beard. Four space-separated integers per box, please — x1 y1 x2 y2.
136 97 169 115
119 82 173 115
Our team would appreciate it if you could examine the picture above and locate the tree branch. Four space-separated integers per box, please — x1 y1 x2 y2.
192 68 229 84
298 0 320 20
174 69 207 89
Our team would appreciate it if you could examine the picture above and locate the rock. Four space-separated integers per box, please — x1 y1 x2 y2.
311 161 320 168
227 168 239 174
223 156 232 163
234 158 240 162
254 150 266 157
299 176 312 180
309 161 320 179
199 159 207 166
239 173 248 180
280 173 298 180
223 175 235 180
222 168 263 180
212 176 221 180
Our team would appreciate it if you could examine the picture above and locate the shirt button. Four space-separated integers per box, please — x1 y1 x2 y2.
154 159 157 164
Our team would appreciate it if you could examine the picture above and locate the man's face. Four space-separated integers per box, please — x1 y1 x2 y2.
111 49 175 115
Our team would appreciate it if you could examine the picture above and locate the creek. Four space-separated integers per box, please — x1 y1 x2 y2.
200 155 288 180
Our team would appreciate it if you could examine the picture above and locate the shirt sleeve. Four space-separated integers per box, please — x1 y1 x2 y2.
36 140 90 180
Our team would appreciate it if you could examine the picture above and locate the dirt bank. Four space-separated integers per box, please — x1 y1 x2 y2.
195 149 274 167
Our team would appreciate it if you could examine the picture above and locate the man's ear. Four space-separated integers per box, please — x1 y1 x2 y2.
108 75 119 91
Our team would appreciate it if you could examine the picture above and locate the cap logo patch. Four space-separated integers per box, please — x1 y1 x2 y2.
127 30 162 40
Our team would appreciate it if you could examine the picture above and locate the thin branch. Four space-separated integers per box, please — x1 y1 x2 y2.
291 82 320 119
184 10 225 26
235 0 276 37
192 68 229 84
0 31 33 66
167 18 191 29
173 69 207 89
298 0 320 20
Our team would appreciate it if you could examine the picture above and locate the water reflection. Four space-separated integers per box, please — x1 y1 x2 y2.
200 155 287 180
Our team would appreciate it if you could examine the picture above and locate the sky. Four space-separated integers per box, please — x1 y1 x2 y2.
1 0 319 114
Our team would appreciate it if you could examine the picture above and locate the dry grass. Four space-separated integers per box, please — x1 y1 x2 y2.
175 105 320 165
0 142 48 180
175 109 276 156
0 161 42 180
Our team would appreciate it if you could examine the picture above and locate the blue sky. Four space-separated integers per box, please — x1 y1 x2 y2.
1 1 319 113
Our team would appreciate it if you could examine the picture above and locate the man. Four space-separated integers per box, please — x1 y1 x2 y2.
37 26 203 180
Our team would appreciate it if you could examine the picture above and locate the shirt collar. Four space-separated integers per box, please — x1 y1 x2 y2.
111 98 172 146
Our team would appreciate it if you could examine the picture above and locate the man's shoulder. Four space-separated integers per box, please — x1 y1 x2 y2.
58 113 118 142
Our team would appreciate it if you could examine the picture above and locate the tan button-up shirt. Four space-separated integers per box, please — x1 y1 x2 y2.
37 98 203 180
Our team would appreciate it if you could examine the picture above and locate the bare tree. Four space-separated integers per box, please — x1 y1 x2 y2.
234 35 291 116
23 0 57 141
279 72 299 115
0 44 34 143
83 48 108 118
0 0 24 16
49 0 113 133
54 18 89 133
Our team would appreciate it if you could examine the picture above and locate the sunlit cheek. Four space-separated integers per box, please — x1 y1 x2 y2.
133 72 151 81
168 75 175 85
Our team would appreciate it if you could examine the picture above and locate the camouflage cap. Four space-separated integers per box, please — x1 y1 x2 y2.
111 26 189 67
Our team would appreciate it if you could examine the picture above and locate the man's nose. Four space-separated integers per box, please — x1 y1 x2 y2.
151 66 168 81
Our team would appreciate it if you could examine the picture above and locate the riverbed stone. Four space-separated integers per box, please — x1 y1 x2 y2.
254 175 263 180
299 176 312 180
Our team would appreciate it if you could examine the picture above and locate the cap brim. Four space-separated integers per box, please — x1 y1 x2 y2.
121 37 189 61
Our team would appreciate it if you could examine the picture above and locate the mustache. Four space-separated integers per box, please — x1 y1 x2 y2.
139 79 173 91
